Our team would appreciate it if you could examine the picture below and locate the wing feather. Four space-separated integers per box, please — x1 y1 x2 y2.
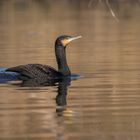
6 64 62 79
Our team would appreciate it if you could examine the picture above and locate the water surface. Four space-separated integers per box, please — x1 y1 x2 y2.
0 1 140 140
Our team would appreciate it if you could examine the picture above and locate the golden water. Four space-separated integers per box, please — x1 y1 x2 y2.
0 1 140 140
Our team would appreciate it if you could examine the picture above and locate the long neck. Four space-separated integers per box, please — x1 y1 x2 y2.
55 45 71 76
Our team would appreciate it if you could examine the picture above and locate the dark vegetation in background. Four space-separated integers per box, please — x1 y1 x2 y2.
0 0 138 21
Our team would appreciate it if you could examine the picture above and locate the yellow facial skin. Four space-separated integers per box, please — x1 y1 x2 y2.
61 35 82 46
61 39 70 46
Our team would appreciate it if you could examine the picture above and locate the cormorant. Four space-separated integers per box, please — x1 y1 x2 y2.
6 35 82 80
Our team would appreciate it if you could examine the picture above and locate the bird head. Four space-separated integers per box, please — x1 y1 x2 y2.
55 35 82 47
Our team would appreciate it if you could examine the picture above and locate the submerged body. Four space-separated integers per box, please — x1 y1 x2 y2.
6 35 81 80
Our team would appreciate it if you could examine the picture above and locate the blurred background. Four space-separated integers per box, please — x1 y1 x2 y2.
0 1 140 140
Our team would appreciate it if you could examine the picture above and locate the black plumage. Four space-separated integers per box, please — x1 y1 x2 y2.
7 64 62 80
6 35 81 80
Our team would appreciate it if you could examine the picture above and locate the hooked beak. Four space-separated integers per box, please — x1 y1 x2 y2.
68 35 82 42
62 35 82 47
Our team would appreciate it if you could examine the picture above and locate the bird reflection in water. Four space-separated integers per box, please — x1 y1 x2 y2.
55 77 71 116
14 77 72 116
